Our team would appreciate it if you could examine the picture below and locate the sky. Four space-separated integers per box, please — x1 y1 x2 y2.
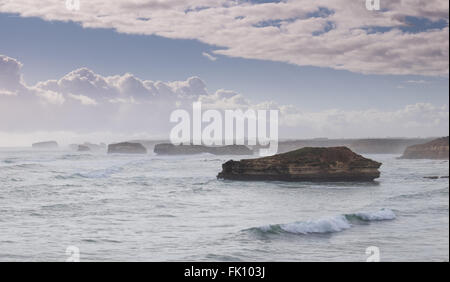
0 0 449 146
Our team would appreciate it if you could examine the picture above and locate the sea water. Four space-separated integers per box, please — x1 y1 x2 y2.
0 148 448 261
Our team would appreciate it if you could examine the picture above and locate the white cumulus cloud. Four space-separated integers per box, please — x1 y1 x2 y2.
0 54 448 146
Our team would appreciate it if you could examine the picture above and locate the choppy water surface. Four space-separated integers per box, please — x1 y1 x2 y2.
0 148 448 261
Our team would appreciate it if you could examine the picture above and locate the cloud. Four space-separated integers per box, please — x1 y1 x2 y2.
202 52 217 61
68 93 98 105
0 89 17 96
0 54 448 146
405 79 429 84
35 88 66 105
0 55 24 91
0 0 448 76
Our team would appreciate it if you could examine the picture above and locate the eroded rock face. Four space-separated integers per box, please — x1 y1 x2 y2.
217 147 381 182
107 142 147 154
32 141 58 149
400 137 449 160
154 143 253 155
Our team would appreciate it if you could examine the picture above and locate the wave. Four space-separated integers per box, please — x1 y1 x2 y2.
346 209 396 221
3 163 44 170
56 165 123 179
54 158 153 180
387 187 449 201
246 209 396 236
58 154 94 160
80 166 123 178
202 158 223 162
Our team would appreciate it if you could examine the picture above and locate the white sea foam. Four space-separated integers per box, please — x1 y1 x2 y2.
349 209 396 221
250 209 396 235
279 215 351 234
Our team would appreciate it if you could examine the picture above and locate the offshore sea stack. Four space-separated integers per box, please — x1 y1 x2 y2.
77 145 91 152
217 147 382 182
32 141 58 149
107 142 147 154
400 137 449 160
154 143 253 155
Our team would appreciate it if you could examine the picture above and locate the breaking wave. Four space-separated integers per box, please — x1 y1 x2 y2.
246 209 396 235
58 154 95 160
346 209 396 221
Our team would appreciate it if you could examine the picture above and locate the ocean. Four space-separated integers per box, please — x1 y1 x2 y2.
0 148 448 261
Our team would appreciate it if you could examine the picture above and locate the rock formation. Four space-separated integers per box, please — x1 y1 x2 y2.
275 138 432 154
77 145 91 152
107 142 147 154
154 143 253 155
82 142 106 151
217 147 381 182
400 137 449 160
70 142 106 151
32 141 58 149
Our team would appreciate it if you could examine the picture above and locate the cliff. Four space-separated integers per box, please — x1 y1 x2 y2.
275 138 433 155
400 137 449 160
217 147 381 182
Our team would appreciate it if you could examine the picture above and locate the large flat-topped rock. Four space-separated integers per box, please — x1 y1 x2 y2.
32 141 58 149
107 142 147 154
217 147 381 182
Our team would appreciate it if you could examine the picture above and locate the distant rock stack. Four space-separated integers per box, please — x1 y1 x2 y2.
70 142 106 151
217 147 382 182
32 141 58 149
154 143 253 155
107 142 147 154
82 142 102 151
77 145 91 152
400 137 449 160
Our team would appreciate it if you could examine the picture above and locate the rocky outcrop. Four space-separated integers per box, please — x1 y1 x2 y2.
83 142 105 151
217 147 381 182
154 143 253 155
32 141 58 149
275 138 433 154
400 137 449 160
70 142 106 151
276 139 352 153
127 140 167 151
107 142 147 154
77 145 91 152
